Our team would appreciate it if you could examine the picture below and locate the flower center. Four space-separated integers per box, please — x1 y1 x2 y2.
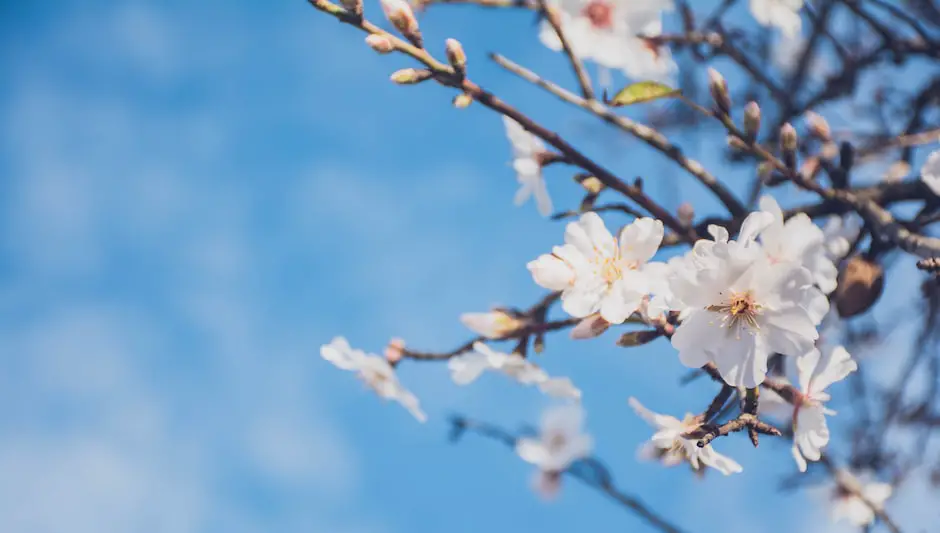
582 1 613 30
599 257 622 283
546 431 568 453
707 291 762 332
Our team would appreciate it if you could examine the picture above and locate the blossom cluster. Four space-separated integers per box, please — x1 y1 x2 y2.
313 114 910 526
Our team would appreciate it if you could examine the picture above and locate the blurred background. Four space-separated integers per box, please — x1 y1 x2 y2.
0 1 936 532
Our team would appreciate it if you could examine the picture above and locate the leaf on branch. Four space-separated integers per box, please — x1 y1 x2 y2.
605 81 680 107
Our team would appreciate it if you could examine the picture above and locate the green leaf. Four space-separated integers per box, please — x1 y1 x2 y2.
606 81 680 107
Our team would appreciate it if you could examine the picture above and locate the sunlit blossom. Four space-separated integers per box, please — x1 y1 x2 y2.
321 337 427 422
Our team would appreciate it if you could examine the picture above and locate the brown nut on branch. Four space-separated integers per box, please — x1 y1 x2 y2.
835 256 885 318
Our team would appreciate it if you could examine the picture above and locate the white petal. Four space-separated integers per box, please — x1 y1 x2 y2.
516 438 549 466
528 253 575 290
619 217 664 264
448 352 491 385
532 175 553 217
739 210 775 244
320 336 366 371
809 345 857 396
764 306 818 357
671 310 718 369
699 446 744 475
628 397 680 430
710 332 769 388
539 377 582 400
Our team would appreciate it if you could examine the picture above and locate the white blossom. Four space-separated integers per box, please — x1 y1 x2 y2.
460 310 524 339
538 0 676 81
503 116 553 216
516 404 593 474
320 337 427 422
829 474 893 527
448 342 582 400
921 149 940 197
750 0 803 38
764 345 857 472
629 397 743 475
528 213 665 325
759 195 840 294
669 211 821 388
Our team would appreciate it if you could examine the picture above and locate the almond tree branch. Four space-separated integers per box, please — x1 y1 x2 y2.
449 416 688 533
490 52 748 219
305 0 696 241
536 0 595 100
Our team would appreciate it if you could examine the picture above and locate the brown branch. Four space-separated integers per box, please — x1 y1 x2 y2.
306 0 695 240
490 53 748 219
450 416 688 533
536 0 595 100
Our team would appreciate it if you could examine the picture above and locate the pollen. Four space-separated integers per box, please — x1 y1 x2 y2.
707 291 762 333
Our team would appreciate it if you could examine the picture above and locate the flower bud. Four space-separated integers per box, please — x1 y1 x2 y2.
445 38 467 75
384 337 406 364
678 202 695 227
340 0 363 17
380 0 423 48
452 92 473 108
727 135 749 151
780 122 798 169
570 314 610 340
365 34 394 54
616 329 663 347
835 256 884 318
707 67 731 115
805 112 831 141
743 101 761 142
460 310 523 339
390 68 433 85
577 175 604 195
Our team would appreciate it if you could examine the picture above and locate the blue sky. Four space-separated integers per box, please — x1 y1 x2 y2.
1 1 936 533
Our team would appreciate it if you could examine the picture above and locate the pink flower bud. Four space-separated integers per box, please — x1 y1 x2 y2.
385 337 406 364
380 0 423 48
445 38 467 74
365 34 394 54
570 314 610 340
